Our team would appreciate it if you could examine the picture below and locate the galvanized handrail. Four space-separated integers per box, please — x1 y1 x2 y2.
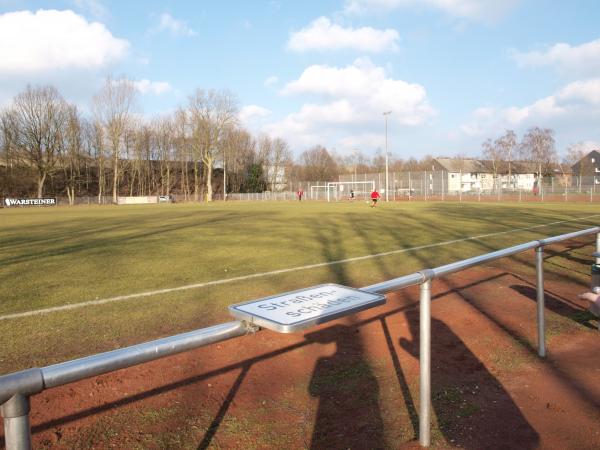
1 226 599 450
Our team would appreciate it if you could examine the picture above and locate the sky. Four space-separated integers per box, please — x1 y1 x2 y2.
1 0 600 160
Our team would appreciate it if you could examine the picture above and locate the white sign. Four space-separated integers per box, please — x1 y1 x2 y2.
4 198 56 207
229 284 385 333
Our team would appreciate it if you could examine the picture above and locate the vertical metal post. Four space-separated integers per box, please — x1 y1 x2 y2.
383 110 391 202
1 395 32 450
441 171 445 201
596 233 600 265
419 279 432 447
536 246 546 358
223 152 227 201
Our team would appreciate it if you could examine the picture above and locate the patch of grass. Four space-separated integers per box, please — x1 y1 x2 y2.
309 359 373 390
490 345 534 372
433 385 481 429
137 406 181 425
1 201 598 373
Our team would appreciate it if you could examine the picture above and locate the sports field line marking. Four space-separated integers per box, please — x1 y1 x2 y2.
1 214 599 321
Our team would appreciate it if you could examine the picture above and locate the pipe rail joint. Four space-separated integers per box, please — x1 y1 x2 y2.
0 368 43 411
418 269 436 282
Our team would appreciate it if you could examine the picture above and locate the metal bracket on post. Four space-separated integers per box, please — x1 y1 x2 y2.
417 269 434 447
535 245 546 358
1 394 32 450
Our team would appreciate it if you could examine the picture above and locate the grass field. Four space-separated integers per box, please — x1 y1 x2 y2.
1 200 599 374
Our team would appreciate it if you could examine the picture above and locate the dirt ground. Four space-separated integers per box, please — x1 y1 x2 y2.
2 244 600 449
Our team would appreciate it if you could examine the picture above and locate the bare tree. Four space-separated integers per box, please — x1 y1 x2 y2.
520 127 557 178
299 145 338 181
9 85 69 197
264 137 291 191
0 109 19 194
222 127 257 193
92 76 138 203
172 108 191 200
482 138 502 190
61 106 84 204
153 116 174 196
495 130 517 188
188 89 238 201
565 142 594 191
89 120 108 203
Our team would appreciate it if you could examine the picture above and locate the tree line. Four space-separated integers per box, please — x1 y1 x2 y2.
0 78 449 202
478 127 594 186
0 79 293 202
3 79 588 202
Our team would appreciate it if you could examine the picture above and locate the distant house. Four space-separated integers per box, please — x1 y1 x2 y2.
506 161 538 190
571 150 600 184
263 165 287 191
433 157 542 192
432 158 494 192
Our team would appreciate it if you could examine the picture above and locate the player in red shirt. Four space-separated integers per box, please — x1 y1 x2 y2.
370 190 380 207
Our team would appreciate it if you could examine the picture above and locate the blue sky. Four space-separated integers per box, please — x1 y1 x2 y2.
1 0 600 159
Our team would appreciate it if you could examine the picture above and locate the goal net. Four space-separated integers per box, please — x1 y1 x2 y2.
325 181 375 202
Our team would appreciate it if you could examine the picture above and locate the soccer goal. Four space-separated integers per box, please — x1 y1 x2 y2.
309 185 329 201
326 181 375 202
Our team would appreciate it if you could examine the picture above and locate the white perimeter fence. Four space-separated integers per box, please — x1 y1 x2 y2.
1 227 599 449
3 171 600 206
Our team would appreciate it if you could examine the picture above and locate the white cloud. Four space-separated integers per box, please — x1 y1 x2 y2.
461 78 600 137
338 132 384 149
512 38 600 77
264 76 279 87
239 105 271 124
288 16 399 53
264 58 434 149
71 0 107 19
155 12 197 37
280 58 434 125
344 0 519 22
133 79 172 95
0 9 129 74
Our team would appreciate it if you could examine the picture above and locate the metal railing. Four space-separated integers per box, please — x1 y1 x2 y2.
1 227 599 449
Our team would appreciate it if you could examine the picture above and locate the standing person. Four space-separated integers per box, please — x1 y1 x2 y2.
370 189 380 207
297 189 304 201
349 189 355 201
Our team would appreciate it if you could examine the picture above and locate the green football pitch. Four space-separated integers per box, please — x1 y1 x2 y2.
1 200 598 373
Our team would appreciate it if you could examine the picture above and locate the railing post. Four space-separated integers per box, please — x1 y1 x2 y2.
596 233 600 265
535 246 546 357
1 394 32 450
419 278 432 447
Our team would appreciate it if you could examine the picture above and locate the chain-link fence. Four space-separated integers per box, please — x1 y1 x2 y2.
333 171 600 202
5 171 599 206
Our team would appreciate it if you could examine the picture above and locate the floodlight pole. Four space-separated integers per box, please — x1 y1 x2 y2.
383 111 392 202
223 154 227 201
